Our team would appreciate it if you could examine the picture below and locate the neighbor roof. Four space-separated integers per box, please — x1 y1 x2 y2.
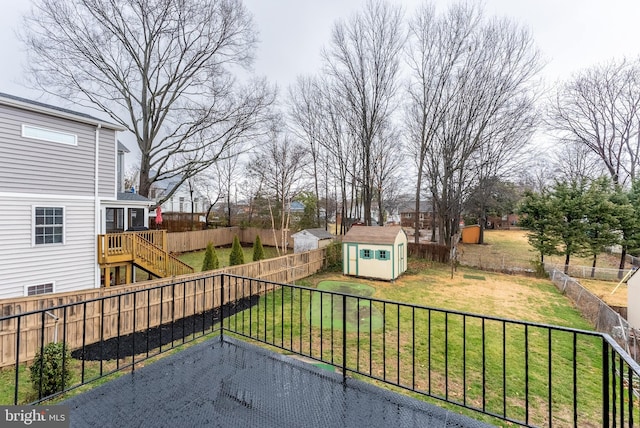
342 225 405 244
294 228 334 240
0 92 125 131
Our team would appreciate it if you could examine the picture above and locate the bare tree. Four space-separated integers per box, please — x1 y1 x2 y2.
288 76 325 225
322 0 404 226
247 130 308 255
404 2 541 245
549 58 640 186
21 0 275 205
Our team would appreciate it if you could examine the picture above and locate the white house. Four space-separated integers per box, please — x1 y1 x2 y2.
0 93 152 298
147 174 210 218
291 228 334 253
625 268 640 330
342 225 408 281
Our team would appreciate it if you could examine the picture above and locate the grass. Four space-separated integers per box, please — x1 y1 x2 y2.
177 245 283 272
222 262 620 427
463 229 629 270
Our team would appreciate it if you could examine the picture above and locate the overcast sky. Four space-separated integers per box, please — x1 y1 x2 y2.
2 1 640 111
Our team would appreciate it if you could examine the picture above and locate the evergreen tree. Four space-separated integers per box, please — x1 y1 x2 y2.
252 235 265 261
202 242 219 271
229 235 245 266
551 180 590 273
583 178 619 277
518 190 561 264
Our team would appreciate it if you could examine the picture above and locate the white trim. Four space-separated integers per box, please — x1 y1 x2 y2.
32 205 66 247
1 95 125 131
22 124 78 146
24 281 56 297
0 191 95 200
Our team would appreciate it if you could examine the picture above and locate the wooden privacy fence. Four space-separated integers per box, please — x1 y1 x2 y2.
166 227 295 253
0 249 325 368
407 242 450 263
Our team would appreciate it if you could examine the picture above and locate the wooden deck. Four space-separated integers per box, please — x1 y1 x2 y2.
97 230 194 286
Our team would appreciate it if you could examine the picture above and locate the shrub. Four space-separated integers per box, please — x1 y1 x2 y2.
202 242 219 271
29 342 73 397
324 241 342 271
229 235 245 266
252 235 265 261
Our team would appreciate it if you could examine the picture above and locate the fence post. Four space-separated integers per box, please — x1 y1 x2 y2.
342 294 347 384
602 339 610 428
220 274 225 338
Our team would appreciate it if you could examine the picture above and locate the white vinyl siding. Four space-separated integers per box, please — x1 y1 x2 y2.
98 129 117 197
0 105 97 196
0 197 97 299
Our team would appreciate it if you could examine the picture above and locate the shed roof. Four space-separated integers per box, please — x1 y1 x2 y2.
342 225 405 244
293 228 334 240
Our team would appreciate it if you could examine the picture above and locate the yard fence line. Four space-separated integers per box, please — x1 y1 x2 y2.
459 251 634 281
547 267 640 360
407 242 450 263
0 249 325 368
166 227 294 253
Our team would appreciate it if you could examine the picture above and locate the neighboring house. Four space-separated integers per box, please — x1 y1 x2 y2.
0 92 153 298
399 201 434 229
625 268 640 330
342 225 408 281
147 174 209 215
291 228 334 253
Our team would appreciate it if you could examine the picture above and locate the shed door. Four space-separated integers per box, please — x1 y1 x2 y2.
347 244 358 275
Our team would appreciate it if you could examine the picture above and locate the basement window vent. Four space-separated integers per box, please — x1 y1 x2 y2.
26 282 54 296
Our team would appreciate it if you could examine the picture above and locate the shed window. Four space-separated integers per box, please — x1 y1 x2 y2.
376 250 389 260
34 207 64 245
360 249 373 259
22 124 77 146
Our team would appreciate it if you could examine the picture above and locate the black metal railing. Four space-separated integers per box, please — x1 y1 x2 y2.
2 273 639 427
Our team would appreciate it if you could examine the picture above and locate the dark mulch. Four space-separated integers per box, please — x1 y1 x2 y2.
71 296 260 361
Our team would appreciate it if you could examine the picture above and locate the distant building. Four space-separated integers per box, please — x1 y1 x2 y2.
291 228 334 253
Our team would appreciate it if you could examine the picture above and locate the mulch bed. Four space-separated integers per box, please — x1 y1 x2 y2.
71 296 259 361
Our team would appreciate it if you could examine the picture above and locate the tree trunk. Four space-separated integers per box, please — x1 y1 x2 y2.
619 247 628 279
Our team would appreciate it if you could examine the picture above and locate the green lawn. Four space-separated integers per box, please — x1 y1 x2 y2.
223 262 618 427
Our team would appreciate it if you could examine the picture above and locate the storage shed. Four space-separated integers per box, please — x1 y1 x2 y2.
342 226 408 281
291 228 334 253
461 225 481 244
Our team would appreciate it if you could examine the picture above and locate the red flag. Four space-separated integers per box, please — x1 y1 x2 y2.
155 206 163 225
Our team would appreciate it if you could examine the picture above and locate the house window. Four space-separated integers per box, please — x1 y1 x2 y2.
376 250 389 260
34 207 64 245
360 249 373 259
106 208 125 233
179 197 185 212
26 282 54 296
128 208 145 229
22 124 77 146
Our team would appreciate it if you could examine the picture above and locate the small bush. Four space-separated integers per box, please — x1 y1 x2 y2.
29 342 73 397
252 235 265 261
324 241 342 271
530 259 548 278
229 235 245 266
202 242 219 271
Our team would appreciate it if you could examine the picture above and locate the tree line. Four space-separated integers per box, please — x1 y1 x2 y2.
19 0 640 247
519 177 640 275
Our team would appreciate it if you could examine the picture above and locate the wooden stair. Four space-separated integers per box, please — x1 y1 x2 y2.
98 230 194 284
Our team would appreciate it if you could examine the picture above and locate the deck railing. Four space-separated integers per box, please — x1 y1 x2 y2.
2 273 639 427
97 230 193 277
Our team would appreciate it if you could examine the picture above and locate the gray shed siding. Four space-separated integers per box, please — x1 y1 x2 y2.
0 104 101 196
0 196 97 299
